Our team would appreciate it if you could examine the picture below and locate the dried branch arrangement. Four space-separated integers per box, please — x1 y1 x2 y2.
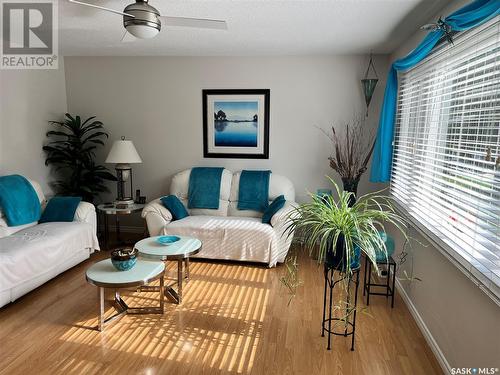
322 116 375 184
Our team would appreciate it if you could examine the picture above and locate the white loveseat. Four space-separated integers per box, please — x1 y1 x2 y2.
142 169 296 267
0 179 99 308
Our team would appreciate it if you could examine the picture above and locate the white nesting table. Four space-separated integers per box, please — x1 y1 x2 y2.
134 236 202 304
86 259 165 331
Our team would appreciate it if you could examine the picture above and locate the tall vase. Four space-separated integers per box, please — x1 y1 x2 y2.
342 178 360 207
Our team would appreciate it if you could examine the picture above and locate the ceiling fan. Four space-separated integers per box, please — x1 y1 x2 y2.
68 0 228 41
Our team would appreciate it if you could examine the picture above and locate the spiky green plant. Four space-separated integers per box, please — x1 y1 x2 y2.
282 177 412 332
285 176 408 283
279 251 303 306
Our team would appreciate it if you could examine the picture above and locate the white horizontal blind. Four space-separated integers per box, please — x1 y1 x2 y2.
391 16 500 298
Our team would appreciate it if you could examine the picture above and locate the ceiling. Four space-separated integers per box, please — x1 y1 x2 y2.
59 0 452 56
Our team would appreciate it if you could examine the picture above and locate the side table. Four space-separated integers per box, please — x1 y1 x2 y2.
135 236 202 304
86 258 165 331
97 203 145 250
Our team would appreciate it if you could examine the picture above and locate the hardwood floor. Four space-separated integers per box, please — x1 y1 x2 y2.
0 246 442 375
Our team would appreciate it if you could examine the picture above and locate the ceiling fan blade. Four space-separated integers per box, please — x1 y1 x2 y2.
67 0 135 18
161 16 227 30
120 30 137 43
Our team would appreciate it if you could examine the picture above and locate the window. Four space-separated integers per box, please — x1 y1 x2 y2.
391 16 500 299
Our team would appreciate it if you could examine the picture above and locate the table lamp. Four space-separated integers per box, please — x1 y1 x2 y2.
105 136 142 205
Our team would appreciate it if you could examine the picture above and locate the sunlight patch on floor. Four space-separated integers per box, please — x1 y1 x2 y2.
58 261 270 373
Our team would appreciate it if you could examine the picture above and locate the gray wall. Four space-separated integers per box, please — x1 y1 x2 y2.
0 62 68 193
387 0 500 370
64 55 389 205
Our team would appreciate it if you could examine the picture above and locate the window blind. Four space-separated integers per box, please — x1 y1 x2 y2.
391 16 500 300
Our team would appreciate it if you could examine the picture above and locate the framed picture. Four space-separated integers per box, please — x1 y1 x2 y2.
203 89 270 159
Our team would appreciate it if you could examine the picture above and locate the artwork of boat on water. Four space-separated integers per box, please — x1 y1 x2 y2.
213 101 258 147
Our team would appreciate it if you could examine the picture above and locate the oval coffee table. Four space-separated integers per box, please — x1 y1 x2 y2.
86 259 165 331
135 236 202 304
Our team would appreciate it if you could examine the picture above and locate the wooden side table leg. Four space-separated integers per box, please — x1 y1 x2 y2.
98 287 105 332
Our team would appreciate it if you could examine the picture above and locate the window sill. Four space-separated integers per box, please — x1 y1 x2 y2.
391 199 500 307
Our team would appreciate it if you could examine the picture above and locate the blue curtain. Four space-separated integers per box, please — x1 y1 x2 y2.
370 0 500 183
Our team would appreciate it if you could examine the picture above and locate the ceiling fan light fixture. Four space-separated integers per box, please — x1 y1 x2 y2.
123 0 161 39
125 24 160 39
68 0 228 42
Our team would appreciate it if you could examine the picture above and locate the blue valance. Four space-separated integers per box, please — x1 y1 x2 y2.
370 0 499 183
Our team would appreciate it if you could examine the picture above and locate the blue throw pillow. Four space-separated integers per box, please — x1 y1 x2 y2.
262 195 286 224
39 196 82 223
160 195 189 221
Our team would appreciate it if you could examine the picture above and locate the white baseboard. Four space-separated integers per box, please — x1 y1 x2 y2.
395 280 451 374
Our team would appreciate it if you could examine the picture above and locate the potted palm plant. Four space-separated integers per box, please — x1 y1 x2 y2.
43 113 117 203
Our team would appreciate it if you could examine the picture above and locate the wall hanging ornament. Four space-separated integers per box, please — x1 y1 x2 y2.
361 53 378 116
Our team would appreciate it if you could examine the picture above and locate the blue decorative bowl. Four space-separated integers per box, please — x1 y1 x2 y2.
111 248 138 271
156 235 180 246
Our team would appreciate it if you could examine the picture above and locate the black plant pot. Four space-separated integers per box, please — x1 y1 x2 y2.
324 178 361 271
325 233 348 271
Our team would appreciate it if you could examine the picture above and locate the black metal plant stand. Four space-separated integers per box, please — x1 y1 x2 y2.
321 264 361 351
363 255 397 308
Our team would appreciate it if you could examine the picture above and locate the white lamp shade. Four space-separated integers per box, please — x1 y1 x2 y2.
105 140 142 164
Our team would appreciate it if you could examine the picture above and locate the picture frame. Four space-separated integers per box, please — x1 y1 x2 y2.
202 89 270 159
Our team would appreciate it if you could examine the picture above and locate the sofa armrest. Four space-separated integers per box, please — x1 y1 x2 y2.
73 201 97 236
270 201 299 264
270 201 298 229
141 198 173 236
72 202 99 251
74 201 95 224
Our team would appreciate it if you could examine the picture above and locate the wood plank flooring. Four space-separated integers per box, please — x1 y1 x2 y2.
0 247 442 375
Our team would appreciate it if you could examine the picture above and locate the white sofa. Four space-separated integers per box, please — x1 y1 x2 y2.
142 169 296 267
0 179 99 308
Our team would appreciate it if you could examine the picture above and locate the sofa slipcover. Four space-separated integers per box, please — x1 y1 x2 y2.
0 179 99 308
142 169 296 267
